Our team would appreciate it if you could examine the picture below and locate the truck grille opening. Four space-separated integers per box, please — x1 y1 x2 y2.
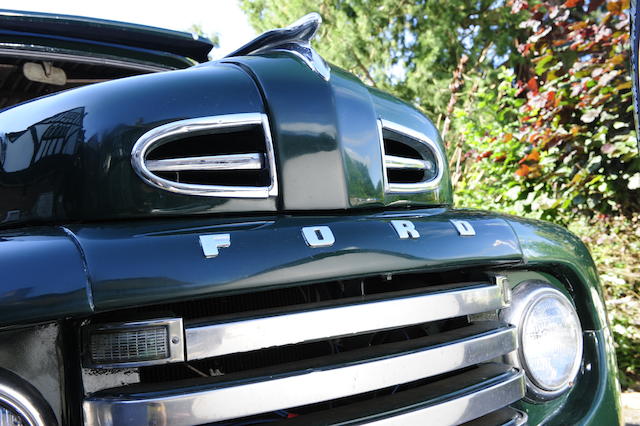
131 113 278 198
379 119 444 193
82 268 524 425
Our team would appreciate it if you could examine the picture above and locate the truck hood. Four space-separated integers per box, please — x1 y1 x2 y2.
0 13 452 227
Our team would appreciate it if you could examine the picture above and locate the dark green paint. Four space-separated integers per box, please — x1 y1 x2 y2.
67 209 521 311
331 66 386 207
226 54 349 210
0 226 92 327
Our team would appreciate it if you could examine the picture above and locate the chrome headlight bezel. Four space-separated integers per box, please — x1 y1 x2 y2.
0 368 57 426
500 280 583 401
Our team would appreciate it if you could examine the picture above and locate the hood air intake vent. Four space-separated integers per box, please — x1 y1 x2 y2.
131 113 278 198
378 119 444 193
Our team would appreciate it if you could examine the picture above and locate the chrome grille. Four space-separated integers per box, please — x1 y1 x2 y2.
378 118 445 193
131 113 278 198
83 272 524 425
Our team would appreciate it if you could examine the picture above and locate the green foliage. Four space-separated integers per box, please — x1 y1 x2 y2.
570 214 640 389
456 0 639 222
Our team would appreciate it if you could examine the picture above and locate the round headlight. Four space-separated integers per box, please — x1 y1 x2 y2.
500 281 583 400
0 369 57 426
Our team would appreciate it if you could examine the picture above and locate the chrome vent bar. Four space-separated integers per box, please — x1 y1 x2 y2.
378 118 445 193
384 154 434 172
145 153 264 172
131 113 278 198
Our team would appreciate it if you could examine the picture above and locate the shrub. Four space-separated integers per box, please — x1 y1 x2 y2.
453 0 640 387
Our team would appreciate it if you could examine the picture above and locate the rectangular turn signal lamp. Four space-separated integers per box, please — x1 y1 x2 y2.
83 318 184 369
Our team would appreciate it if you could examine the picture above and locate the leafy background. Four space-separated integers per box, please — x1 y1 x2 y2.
241 0 640 388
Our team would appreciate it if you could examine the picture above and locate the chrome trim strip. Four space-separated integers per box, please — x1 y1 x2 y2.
0 48 171 72
131 113 278 198
186 283 505 360
384 154 433 171
83 318 185 369
461 407 528 426
379 118 445 193
368 370 525 426
146 153 264 172
83 325 516 426
377 118 390 191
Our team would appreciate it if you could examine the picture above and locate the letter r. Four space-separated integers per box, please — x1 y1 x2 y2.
390 220 420 239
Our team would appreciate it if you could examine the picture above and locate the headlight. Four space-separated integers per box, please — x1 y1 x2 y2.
0 369 57 426
0 404 25 426
500 281 583 400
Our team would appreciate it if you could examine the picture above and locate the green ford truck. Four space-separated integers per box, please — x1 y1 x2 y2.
0 10 622 426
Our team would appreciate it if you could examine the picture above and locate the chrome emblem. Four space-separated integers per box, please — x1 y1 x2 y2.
390 220 420 239
302 226 335 247
225 13 330 81
199 234 231 258
450 220 476 236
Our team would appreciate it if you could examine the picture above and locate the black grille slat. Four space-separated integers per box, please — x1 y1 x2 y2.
146 127 266 160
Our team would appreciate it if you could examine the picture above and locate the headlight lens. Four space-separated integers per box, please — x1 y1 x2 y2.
0 403 26 426
501 281 583 400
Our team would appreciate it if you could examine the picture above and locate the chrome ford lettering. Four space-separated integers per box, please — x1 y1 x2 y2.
302 226 335 247
450 220 476 236
199 234 231 258
390 220 420 239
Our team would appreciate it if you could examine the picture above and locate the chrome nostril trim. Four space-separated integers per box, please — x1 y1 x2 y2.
131 113 278 198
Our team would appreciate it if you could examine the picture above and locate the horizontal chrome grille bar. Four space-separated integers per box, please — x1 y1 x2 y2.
384 154 433 171
283 364 525 426
146 153 264 172
186 282 506 360
461 407 528 426
368 369 525 426
83 323 516 426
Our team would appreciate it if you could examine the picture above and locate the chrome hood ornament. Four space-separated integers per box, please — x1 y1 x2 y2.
226 13 330 81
